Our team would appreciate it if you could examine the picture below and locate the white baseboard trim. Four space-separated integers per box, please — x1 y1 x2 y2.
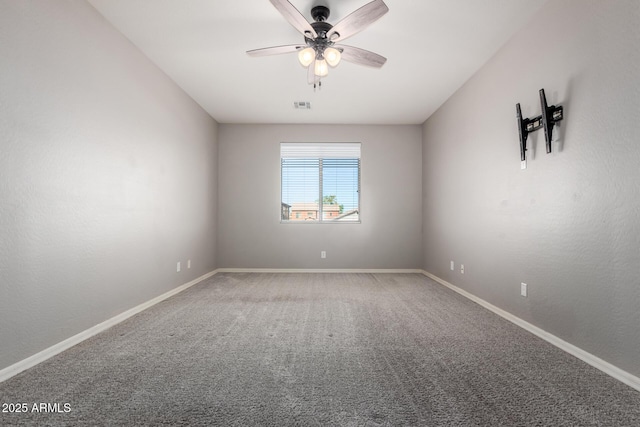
0 270 217 384
216 268 424 274
421 270 640 393
7 268 636 393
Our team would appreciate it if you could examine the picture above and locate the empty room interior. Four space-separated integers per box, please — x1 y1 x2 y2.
1 0 639 425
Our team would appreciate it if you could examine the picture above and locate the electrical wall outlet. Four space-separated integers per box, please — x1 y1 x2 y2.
450 261 455 271
521 282 527 297
177 262 181 272
321 251 326 259
461 264 465 274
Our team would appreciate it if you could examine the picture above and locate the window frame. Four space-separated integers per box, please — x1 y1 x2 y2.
280 142 361 224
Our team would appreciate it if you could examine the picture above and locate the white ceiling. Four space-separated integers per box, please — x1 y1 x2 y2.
88 0 547 125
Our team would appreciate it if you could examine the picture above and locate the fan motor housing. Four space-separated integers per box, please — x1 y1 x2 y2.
310 21 332 37
309 5 333 39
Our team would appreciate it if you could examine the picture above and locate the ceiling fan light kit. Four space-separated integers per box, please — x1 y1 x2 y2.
298 47 315 67
314 59 329 77
247 0 389 88
324 47 341 67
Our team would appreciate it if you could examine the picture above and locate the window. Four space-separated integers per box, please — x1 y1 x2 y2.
281 142 360 223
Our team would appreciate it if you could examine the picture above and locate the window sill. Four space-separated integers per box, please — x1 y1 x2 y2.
280 220 361 224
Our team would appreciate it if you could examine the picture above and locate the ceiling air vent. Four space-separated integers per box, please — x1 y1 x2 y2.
293 101 311 109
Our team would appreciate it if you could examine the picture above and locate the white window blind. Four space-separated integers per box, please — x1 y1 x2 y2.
281 143 360 223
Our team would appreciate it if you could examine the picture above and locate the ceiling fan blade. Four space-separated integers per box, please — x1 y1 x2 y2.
269 0 317 39
327 0 388 42
246 44 304 57
335 44 387 68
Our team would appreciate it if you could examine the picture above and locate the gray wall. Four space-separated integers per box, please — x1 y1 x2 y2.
422 1 640 376
218 124 422 269
0 1 218 370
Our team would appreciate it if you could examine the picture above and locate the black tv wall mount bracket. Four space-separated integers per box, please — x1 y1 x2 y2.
516 88 563 169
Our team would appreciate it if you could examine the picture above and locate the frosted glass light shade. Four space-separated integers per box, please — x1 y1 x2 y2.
298 47 315 67
324 47 341 67
314 59 329 77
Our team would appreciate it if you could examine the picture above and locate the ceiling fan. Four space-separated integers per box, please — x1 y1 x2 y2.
247 0 388 86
